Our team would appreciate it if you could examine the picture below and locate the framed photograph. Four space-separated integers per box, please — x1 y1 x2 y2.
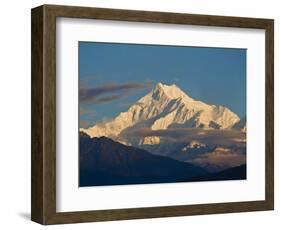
31 4 274 225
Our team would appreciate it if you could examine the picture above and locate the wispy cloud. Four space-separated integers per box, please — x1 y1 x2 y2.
80 82 150 104
79 119 92 128
79 107 97 119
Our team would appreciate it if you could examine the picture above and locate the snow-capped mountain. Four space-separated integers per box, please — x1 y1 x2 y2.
81 83 240 140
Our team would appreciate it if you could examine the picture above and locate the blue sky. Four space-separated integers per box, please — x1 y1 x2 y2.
79 42 246 128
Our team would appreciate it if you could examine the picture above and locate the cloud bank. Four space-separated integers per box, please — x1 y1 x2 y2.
123 128 246 147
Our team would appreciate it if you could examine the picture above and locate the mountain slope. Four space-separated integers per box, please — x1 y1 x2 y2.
79 133 207 186
193 164 246 181
81 83 240 141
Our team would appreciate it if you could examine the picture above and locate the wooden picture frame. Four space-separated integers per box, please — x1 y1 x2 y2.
31 4 274 225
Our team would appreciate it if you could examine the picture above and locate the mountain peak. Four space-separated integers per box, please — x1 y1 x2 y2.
155 82 164 88
155 82 178 90
83 82 241 139
153 82 192 101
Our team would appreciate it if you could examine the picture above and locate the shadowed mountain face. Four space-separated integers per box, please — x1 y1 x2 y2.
79 133 207 186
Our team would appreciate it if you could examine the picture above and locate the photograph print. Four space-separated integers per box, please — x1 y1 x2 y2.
79 42 246 187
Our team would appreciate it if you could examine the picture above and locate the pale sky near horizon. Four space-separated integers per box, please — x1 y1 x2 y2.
79 42 246 128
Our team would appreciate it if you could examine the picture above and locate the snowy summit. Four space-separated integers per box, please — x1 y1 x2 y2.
81 83 241 139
